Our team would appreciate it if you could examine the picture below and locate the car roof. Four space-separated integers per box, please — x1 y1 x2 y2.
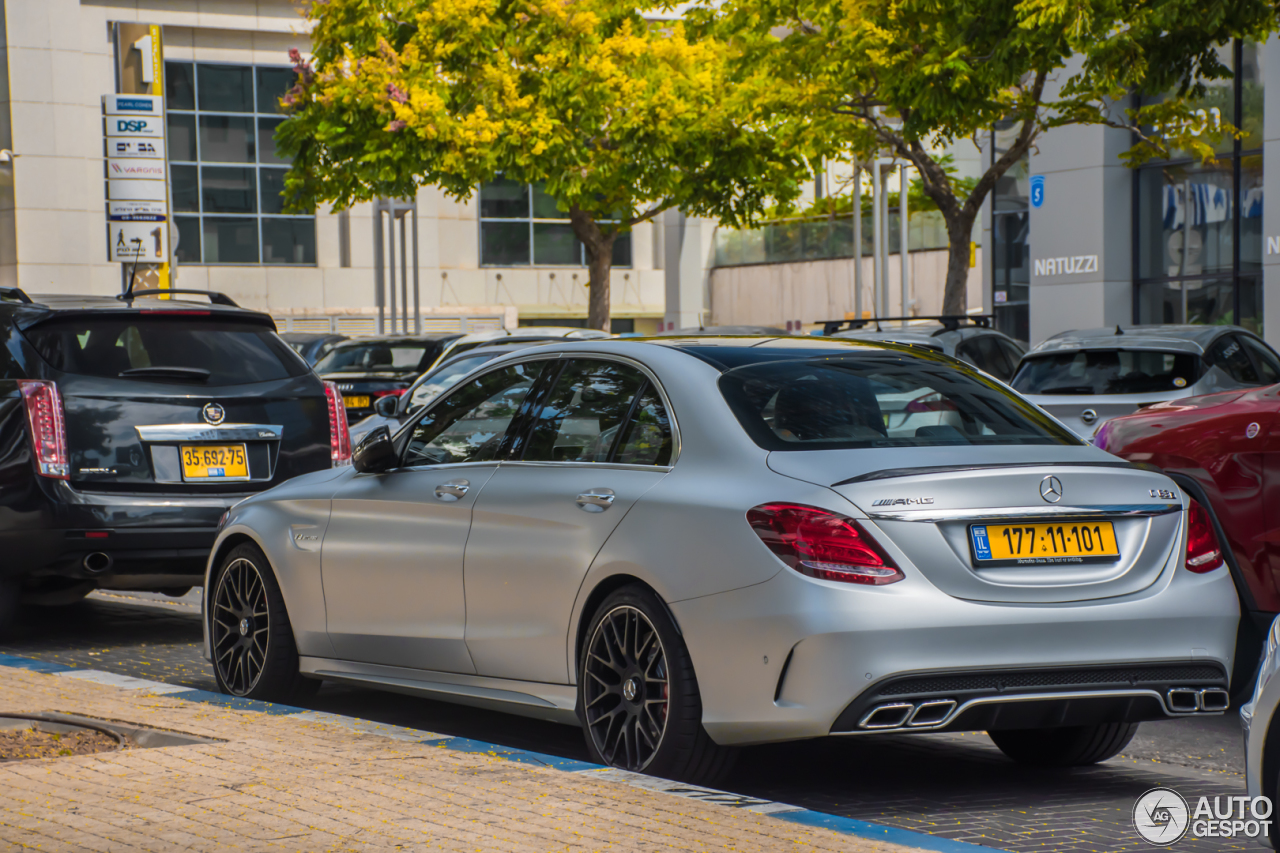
1030 324 1246 356
330 333 463 347
831 329 945 349
530 334 948 370
439 340 557 361
662 325 791 336
280 332 344 342
3 293 276 329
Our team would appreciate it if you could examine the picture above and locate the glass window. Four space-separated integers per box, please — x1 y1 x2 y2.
1011 350 1205 396
614 386 673 466
722 356 1079 450
1207 335 1259 383
957 335 1014 381
315 341 441 374
1133 40 1264 335
523 360 648 462
23 317 304 385
478 180 632 267
402 363 540 466
1241 336 1280 384
407 354 500 410
164 61 313 264
197 64 253 112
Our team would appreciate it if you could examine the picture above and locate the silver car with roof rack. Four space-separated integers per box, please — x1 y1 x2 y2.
822 315 1027 383
203 335 1238 785
1011 324 1280 439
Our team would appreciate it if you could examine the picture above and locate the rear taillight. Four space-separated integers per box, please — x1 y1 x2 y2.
1185 497 1224 573
747 502 904 585
324 381 352 466
17 379 69 479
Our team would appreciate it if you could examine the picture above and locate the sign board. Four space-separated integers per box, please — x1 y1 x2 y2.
103 94 163 115
108 138 165 159
107 178 166 201
109 220 168 263
105 114 165 138
108 200 167 221
107 158 165 180
1030 175 1045 209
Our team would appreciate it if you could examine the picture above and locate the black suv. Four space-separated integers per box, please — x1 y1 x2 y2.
0 287 351 628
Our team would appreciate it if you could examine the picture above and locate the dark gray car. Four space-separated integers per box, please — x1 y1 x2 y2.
1011 325 1280 438
829 318 1026 383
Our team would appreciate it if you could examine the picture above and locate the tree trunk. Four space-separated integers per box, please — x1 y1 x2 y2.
940 210 977 317
569 206 617 333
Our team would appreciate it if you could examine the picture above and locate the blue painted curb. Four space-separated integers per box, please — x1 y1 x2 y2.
1 651 999 852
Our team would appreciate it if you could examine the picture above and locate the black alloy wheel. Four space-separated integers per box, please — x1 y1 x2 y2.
210 542 318 703
578 585 735 784
583 605 670 771
212 556 270 695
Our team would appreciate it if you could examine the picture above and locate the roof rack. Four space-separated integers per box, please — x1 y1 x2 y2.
818 314 993 336
117 288 240 308
0 286 32 304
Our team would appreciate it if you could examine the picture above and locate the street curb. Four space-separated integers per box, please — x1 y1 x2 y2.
0 652 995 853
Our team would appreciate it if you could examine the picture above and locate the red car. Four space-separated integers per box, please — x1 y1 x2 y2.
1096 383 1280 693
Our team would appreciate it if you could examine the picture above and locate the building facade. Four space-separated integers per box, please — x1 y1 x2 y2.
0 0 710 334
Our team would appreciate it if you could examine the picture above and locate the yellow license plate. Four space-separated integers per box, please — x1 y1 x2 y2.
180 444 248 480
970 521 1119 565
343 395 370 409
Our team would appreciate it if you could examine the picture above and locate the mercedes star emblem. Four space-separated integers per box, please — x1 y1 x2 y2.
202 403 226 426
1039 475 1064 503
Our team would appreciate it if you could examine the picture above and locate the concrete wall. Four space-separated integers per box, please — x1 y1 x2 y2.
708 247 984 329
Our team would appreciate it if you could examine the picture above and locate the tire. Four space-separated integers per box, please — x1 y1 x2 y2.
210 542 318 704
989 722 1140 766
578 584 736 785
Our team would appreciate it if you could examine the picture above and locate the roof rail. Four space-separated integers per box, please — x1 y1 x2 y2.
118 288 240 308
0 286 32 304
818 314 993 336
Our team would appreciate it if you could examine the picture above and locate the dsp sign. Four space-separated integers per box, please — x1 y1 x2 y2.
107 115 164 138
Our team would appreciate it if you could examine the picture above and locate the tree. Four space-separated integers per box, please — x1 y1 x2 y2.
697 0 1277 316
278 0 806 331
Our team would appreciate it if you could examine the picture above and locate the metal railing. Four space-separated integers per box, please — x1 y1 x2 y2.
713 209 949 268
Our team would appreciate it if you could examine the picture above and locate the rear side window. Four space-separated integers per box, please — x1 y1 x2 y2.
1010 349 1203 395
1241 336 1280 385
721 355 1078 450
315 341 442 373
23 316 305 385
957 335 1015 381
1207 336 1259 384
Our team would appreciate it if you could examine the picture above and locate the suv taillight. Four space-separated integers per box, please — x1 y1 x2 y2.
1186 497 1224 573
324 381 352 466
747 502 904 585
17 379 69 479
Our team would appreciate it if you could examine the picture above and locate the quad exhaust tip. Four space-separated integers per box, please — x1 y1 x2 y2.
859 699 957 730
1166 687 1229 713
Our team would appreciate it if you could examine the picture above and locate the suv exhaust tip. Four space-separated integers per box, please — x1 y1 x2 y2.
82 552 114 574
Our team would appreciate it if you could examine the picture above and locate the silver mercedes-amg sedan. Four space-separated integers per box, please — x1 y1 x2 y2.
202 336 1239 784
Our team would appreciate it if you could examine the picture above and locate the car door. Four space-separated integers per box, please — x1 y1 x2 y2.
463 357 675 684
321 360 545 673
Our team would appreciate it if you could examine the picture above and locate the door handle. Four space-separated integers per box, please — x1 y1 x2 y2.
576 489 616 512
434 479 470 502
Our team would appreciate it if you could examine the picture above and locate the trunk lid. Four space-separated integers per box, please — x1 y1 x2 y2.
768 446 1183 603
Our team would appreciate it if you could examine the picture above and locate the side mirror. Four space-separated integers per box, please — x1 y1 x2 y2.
373 394 399 417
353 426 396 473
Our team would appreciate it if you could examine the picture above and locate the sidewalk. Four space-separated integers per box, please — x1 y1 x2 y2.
0 662 930 853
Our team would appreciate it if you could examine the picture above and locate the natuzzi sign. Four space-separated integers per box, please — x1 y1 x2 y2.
1033 255 1099 276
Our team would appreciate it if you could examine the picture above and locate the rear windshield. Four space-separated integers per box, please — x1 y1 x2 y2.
720 355 1079 450
315 341 440 373
1011 349 1203 395
24 316 305 385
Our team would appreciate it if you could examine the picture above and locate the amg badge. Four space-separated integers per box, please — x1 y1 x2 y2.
871 497 935 507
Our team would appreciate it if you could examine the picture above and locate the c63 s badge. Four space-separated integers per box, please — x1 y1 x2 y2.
871 497 935 507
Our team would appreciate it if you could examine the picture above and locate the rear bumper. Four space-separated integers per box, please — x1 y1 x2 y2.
2 484 247 585
671 555 1239 746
